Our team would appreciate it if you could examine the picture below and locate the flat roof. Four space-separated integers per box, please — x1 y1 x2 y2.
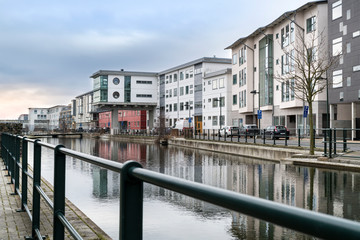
225 0 327 50
204 68 232 79
90 70 158 79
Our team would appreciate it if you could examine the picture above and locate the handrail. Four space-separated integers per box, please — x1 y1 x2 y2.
2 132 360 240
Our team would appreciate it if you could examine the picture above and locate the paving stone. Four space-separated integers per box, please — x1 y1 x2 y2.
0 159 111 239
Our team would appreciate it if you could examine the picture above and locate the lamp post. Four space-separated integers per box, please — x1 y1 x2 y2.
184 101 192 131
250 90 260 129
319 76 329 128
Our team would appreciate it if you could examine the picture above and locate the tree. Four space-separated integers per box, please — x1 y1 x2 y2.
275 28 340 155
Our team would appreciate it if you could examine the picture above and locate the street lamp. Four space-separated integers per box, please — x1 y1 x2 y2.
319 76 329 128
250 90 261 129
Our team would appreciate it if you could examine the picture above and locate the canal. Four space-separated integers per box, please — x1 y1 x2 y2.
28 137 360 239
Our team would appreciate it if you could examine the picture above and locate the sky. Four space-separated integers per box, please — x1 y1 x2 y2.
0 0 312 119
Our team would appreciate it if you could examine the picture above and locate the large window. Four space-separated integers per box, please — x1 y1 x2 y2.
239 90 246 108
212 79 218 90
219 78 224 88
306 16 316 33
233 94 237 105
233 74 237 85
332 37 342 56
180 87 184 96
232 54 237 64
212 116 218 126
333 70 343 88
212 98 218 108
332 0 342 20
281 25 289 48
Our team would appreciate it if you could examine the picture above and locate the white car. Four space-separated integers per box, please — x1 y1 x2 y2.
219 126 240 137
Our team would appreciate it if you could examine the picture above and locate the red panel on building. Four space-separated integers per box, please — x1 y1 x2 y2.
98 110 146 130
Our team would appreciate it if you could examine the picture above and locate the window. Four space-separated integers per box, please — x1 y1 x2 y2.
180 87 184 96
281 54 289 75
180 72 184 80
212 98 218 108
233 94 237 105
332 0 342 20
180 102 184 111
174 88 178 97
219 78 224 88
136 80 152 84
281 25 289 48
185 86 189 94
290 22 295 43
347 77 351 87
185 71 189 79
339 92 344 101
220 97 225 107
174 74 178 82
233 74 237 85
346 9 351 20
346 43 351 53
239 90 246 108
113 77 120 85
291 79 295 100
113 91 120 99
333 70 343 88
232 54 237 64
306 16 316 33
173 103 177 111
136 94 152 98
307 47 316 63
332 37 342 56
212 79 218 90
212 116 218 126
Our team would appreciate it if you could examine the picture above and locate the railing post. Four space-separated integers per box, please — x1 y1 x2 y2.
298 129 301 147
343 129 347 152
253 131 256 144
245 131 248 143
20 137 28 211
263 129 265 144
218 129 220 141
213 129 215 141
13 136 20 195
329 129 332 159
334 128 337 155
285 130 288 146
120 161 143 240
324 129 327 156
237 129 240 142
32 139 42 238
54 145 66 240
273 129 276 145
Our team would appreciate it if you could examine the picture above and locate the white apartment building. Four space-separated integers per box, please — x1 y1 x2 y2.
47 105 66 130
74 91 95 130
226 1 328 133
28 108 49 132
159 57 231 132
202 68 236 130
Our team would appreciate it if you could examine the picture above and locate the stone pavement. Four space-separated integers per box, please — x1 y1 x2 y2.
0 159 111 240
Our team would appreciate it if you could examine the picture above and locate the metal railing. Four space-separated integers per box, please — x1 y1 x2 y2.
2 133 360 240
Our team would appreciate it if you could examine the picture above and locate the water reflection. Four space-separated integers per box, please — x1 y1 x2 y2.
35 137 360 240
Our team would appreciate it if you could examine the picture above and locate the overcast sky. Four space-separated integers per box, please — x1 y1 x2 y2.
0 0 311 119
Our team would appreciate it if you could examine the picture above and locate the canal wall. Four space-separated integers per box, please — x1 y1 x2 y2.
168 138 308 161
98 133 158 144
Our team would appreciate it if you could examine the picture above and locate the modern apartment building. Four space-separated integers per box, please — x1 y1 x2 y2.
226 1 328 133
158 57 231 132
48 105 67 130
59 104 73 131
90 70 158 134
202 68 236 130
74 91 95 130
327 0 360 139
28 108 49 132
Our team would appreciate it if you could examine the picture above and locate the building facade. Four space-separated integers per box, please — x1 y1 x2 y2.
99 110 147 131
158 57 231 132
74 91 95 130
48 105 66 130
328 0 360 139
226 1 328 134
59 104 74 131
28 108 49 132
202 68 236 130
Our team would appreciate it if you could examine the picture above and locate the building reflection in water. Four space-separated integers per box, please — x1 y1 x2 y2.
52 138 360 239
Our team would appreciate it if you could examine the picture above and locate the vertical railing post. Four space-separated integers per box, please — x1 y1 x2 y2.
54 145 66 240
237 129 240 142
298 129 301 147
32 139 42 238
120 161 143 240
263 129 265 144
329 129 332 159
343 129 347 152
21 137 28 211
273 129 276 145
285 130 288 146
253 131 256 144
13 136 20 194
324 129 327 156
245 131 248 143
334 128 337 155
218 129 220 141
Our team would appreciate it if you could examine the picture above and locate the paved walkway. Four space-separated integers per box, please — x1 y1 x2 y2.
0 159 111 240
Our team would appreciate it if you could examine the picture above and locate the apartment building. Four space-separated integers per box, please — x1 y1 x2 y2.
28 108 49 132
59 105 73 131
158 57 231 132
226 1 328 133
48 105 66 130
74 91 95 130
327 0 360 139
202 68 236 130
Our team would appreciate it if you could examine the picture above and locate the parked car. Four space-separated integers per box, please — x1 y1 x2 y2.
219 126 240 137
240 124 260 137
263 125 289 139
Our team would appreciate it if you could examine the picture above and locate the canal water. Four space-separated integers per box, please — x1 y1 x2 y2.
28 137 360 240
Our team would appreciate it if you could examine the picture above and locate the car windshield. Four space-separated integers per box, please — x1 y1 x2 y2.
276 126 286 130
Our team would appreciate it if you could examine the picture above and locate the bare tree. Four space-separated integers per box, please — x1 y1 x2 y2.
275 28 340 155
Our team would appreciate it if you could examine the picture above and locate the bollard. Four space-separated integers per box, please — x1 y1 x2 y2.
120 161 143 240
54 145 66 240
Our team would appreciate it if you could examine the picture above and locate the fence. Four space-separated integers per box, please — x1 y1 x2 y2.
2 133 360 239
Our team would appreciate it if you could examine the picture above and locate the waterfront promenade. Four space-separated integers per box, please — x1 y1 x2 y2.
0 159 110 239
